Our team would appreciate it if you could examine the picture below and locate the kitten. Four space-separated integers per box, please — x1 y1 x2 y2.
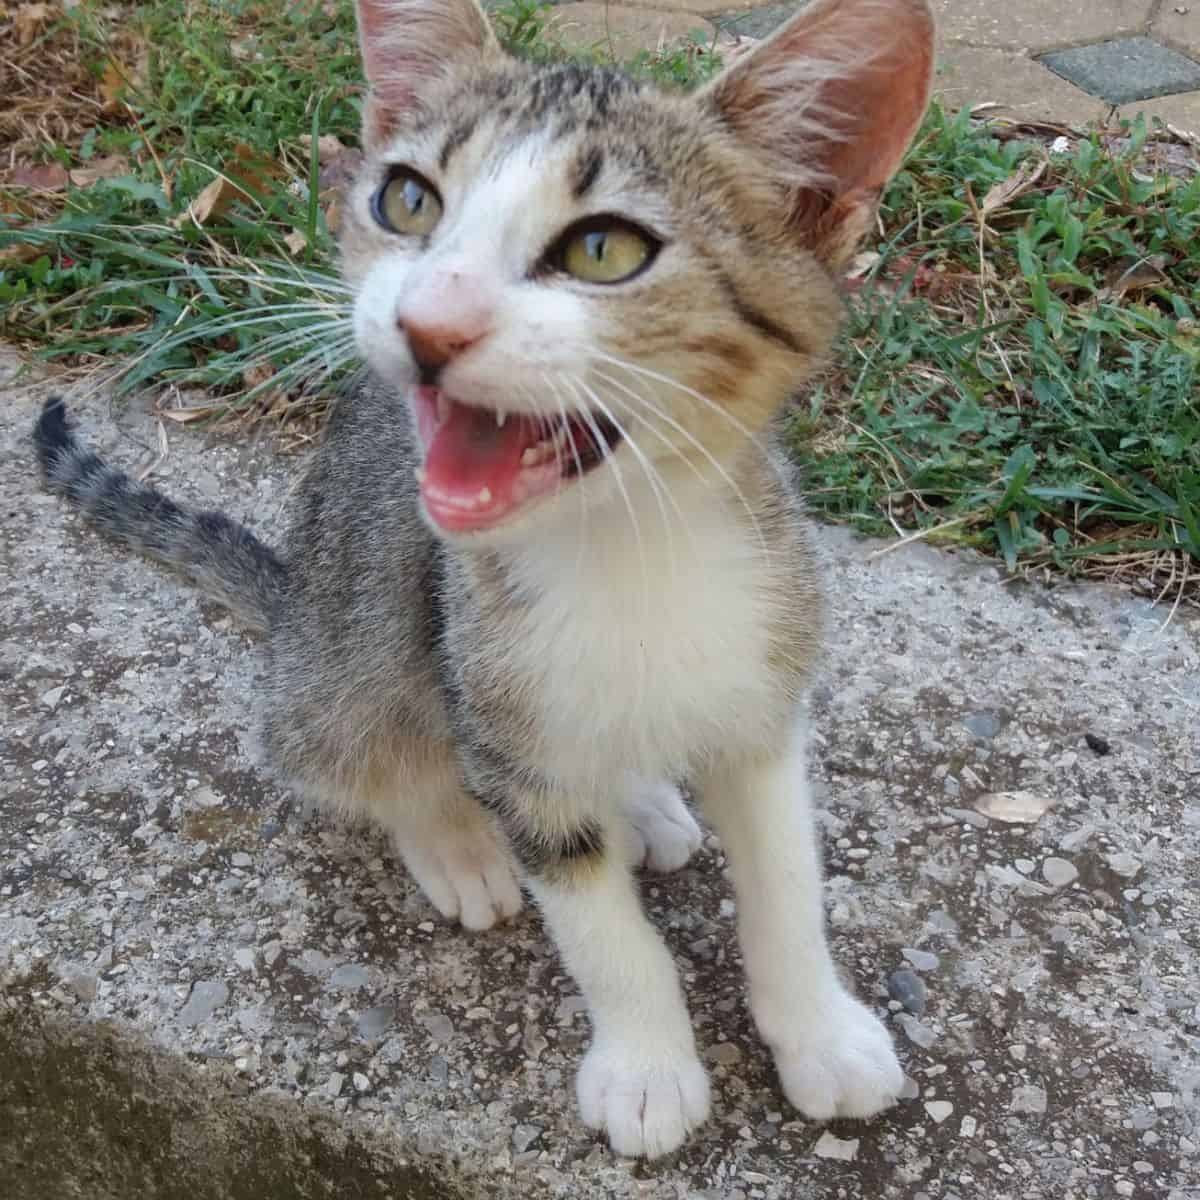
33 0 934 1159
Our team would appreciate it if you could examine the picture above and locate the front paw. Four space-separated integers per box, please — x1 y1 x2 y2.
577 1037 711 1158
770 991 903 1121
622 778 704 874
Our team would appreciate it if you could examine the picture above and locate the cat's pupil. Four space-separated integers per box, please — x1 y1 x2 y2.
404 180 425 214
585 231 607 261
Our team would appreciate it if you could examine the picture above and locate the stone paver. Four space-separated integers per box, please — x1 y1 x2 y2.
550 0 1200 132
1040 35 1200 104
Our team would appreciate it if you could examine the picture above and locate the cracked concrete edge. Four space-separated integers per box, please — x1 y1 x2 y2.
0 969 492 1200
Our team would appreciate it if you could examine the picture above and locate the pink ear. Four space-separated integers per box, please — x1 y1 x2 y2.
703 0 935 268
356 0 499 144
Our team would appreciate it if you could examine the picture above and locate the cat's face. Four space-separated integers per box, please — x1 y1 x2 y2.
342 0 933 543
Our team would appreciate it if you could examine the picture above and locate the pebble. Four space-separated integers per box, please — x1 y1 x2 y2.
1107 852 1142 879
325 1072 345 1097
705 1041 744 1066
960 1115 978 1138
895 1013 937 1048
40 685 66 709
1151 1092 1174 1109
924 1101 953 1124
357 1004 396 1040
1010 1084 1048 1114
887 968 928 1015
418 1012 455 1042
329 963 369 990
963 711 1002 738
1042 858 1079 888
179 979 229 1027
231 852 253 868
233 948 256 972
898 1076 920 1101
902 948 940 972
812 1131 859 1161
352 1072 371 1093
512 1124 543 1153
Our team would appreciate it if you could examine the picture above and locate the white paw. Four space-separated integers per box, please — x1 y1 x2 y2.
397 820 523 931
577 1038 711 1159
622 777 704 873
770 991 903 1120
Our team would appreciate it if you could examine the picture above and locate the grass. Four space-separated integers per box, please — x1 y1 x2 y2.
1 0 1197 604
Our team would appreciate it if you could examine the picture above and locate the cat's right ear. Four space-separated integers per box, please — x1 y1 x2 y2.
356 0 500 146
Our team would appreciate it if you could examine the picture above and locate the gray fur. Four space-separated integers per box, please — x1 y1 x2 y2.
33 398 285 633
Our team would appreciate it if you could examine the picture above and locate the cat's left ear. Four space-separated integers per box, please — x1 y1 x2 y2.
700 0 934 271
356 0 501 146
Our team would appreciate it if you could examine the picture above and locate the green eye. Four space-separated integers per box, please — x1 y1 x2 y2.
561 223 654 283
375 169 443 237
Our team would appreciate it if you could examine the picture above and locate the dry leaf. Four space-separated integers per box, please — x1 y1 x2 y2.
4 162 70 191
1103 255 1170 299
242 361 276 391
974 791 1054 824
173 144 282 227
317 147 364 193
68 153 130 188
159 406 218 424
0 242 47 266
283 229 308 256
981 156 1048 216
15 2 53 46
299 133 349 164
98 60 130 115
844 250 881 281
323 197 342 234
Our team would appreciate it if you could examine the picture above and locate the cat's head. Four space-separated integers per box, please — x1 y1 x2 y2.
342 0 933 542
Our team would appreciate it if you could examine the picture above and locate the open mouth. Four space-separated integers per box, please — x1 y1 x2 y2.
411 385 622 532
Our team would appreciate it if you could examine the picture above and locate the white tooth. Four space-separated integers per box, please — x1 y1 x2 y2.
477 487 492 505
414 467 426 483
436 394 450 423
496 408 507 428
520 447 540 468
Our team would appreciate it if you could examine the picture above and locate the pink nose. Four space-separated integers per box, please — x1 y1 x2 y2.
400 319 481 376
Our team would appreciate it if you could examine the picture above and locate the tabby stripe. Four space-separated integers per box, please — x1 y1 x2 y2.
719 273 807 355
438 118 477 171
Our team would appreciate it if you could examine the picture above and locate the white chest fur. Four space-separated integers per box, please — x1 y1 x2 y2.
500 487 781 792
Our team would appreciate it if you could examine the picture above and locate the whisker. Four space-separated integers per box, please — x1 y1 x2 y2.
561 375 650 631
580 380 682 576
591 366 768 556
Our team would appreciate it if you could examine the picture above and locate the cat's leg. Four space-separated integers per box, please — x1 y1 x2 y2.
620 774 704 873
695 719 903 1120
495 789 710 1157
355 748 523 931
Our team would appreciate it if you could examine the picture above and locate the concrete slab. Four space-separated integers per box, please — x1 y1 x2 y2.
547 2 714 58
1040 36 1200 104
934 45 1109 126
1154 4 1200 58
932 0 1154 53
3 357 1199 1198
1119 88 1200 133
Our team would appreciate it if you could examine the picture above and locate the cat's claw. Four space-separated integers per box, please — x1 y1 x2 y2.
770 991 904 1120
397 822 523 931
577 1038 711 1159
623 778 704 873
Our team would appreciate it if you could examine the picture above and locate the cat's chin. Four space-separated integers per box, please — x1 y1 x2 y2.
410 385 620 534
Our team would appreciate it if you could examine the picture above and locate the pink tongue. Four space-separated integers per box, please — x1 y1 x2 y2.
423 397 533 509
